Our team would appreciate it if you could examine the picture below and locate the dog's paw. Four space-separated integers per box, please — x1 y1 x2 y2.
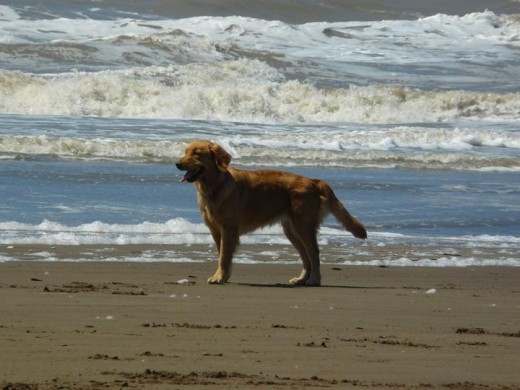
207 276 226 284
289 277 308 286
207 270 229 284
289 275 321 286
305 278 321 287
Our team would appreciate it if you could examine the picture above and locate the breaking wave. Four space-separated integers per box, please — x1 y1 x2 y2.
1 127 519 171
2 63 520 124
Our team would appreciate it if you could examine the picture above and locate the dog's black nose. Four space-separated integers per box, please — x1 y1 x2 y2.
175 161 184 170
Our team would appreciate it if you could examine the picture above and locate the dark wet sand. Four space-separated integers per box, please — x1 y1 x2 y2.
1 246 519 389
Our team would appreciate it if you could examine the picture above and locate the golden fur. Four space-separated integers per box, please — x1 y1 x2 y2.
176 140 367 286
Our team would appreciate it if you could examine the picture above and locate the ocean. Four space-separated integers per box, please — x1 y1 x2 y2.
0 1 519 266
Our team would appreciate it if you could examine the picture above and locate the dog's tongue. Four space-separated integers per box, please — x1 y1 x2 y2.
179 171 193 183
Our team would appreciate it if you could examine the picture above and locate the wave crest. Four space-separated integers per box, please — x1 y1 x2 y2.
2 63 520 124
1 130 518 171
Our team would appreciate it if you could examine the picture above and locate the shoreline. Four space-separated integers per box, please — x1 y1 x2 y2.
1 256 519 389
1 242 516 267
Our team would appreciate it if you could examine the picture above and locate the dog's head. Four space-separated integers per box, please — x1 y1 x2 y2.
176 140 231 183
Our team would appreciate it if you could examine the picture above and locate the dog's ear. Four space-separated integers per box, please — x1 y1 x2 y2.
209 142 231 171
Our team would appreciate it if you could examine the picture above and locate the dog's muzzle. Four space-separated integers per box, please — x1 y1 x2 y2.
176 162 205 183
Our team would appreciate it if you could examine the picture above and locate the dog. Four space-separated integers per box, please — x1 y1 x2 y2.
176 140 367 286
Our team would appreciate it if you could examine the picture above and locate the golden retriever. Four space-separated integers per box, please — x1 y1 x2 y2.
176 140 367 286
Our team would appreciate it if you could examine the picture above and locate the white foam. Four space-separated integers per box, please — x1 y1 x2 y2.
0 218 294 245
0 134 186 162
1 8 517 52
1 218 517 249
1 9 519 125
370 232 520 246
1 218 518 267
344 257 520 267
300 11 519 63
0 5 19 24
0 125 518 171
444 234 520 244
2 66 520 124
0 218 206 245
1 8 517 82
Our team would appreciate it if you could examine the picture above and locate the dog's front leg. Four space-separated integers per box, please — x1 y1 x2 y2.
208 225 221 254
208 227 238 284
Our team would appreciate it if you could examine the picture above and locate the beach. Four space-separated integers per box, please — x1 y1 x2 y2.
1 1 520 388
1 244 520 389
1 2 519 260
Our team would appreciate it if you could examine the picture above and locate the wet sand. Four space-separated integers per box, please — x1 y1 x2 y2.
1 245 519 389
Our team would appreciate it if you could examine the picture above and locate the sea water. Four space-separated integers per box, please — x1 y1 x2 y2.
0 1 519 266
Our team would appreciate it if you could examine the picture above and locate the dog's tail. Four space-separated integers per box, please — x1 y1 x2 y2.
319 181 367 239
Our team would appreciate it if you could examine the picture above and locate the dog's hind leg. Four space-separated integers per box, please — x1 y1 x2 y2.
292 224 321 286
282 219 311 286
284 212 321 286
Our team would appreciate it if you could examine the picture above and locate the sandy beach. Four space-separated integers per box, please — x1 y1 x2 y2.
1 244 519 389
2 1 519 389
